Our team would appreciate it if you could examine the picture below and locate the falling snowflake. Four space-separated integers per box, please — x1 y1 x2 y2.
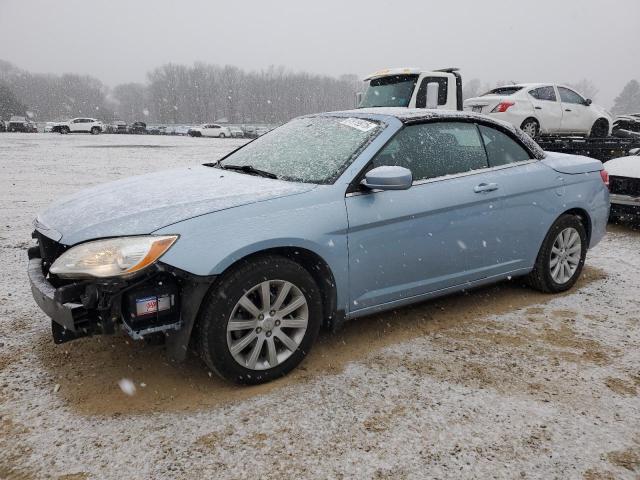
118 378 136 396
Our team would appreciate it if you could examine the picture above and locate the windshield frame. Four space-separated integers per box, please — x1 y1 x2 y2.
214 115 386 185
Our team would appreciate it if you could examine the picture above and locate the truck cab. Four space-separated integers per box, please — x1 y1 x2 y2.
358 68 462 111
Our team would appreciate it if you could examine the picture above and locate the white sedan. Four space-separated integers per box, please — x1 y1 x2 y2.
605 153 640 220
188 124 232 138
464 83 612 138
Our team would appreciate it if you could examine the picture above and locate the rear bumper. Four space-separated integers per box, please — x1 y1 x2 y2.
28 257 87 332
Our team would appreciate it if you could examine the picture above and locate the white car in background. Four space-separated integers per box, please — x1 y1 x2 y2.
188 123 231 138
53 118 103 134
605 152 640 220
464 84 612 138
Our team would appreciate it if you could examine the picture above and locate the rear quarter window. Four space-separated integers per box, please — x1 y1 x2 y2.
479 125 532 166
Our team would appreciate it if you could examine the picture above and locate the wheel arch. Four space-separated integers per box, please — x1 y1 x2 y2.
592 117 610 135
561 207 592 247
520 116 540 128
228 247 337 329
192 245 339 332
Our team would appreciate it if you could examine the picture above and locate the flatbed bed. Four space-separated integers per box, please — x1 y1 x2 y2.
535 130 640 161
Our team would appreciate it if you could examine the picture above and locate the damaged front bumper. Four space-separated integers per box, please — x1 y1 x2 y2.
27 241 214 361
28 254 90 343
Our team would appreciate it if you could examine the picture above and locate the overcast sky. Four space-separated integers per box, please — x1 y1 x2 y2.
1 0 639 107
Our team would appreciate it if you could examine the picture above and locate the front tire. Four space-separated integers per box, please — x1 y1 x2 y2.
527 214 587 293
520 118 539 138
90 127 100 135
219 133 226 138
590 119 609 138
198 255 322 384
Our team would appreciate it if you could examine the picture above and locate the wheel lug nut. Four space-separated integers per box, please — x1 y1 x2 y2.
256 327 262 333
266 331 272 337
258 314 264 320
269 310 275 316
275 320 280 326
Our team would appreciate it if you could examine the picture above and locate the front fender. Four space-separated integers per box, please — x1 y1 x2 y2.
154 186 350 311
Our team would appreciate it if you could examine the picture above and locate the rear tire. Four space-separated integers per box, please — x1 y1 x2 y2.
520 118 539 138
198 255 322 384
60 127 69 135
590 119 609 138
219 133 225 138
527 214 587 293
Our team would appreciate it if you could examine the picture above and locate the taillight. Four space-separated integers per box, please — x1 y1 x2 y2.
600 169 609 188
491 100 515 113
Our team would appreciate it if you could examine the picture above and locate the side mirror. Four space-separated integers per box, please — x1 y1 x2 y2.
355 92 363 108
361 166 412 191
584 98 592 106
425 82 439 109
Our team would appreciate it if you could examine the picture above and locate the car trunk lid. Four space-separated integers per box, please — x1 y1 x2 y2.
463 95 507 114
541 151 603 174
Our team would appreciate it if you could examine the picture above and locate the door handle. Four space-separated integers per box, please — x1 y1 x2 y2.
565 108 572 112
474 182 499 193
535 106 542 110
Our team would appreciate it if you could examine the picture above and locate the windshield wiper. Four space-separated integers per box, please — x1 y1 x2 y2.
218 164 278 179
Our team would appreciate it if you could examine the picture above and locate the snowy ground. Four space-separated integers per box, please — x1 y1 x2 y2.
1 132 639 480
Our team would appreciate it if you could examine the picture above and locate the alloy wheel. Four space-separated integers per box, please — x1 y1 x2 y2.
226 280 308 370
549 227 581 284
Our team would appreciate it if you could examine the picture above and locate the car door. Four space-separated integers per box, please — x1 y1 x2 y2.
345 121 507 312
528 86 562 133
69 119 83 132
477 124 560 270
558 86 591 134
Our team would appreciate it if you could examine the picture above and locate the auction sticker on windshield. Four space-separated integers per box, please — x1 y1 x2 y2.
339 118 377 132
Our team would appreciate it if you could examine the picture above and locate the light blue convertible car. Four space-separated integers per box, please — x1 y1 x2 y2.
28 108 609 383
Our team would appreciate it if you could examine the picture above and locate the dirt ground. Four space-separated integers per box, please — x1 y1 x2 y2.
1 133 639 479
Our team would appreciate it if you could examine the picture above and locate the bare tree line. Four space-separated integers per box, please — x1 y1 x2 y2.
0 60 362 123
2 58 640 123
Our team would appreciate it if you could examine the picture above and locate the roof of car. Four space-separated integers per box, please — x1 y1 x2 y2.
319 107 546 159
328 107 513 125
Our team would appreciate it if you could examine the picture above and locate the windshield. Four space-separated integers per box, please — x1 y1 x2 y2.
359 74 418 108
219 116 381 184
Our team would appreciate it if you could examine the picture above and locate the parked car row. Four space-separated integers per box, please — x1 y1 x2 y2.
188 124 273 138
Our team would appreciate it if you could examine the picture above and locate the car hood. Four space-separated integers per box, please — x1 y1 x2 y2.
605 155 640 179
36 166 315 245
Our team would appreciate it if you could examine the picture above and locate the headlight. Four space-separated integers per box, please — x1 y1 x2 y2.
49 235 178 279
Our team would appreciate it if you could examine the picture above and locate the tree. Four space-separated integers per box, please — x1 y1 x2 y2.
611 80 640 115
112 83 148 122
0 59 113 121
0 82 25 119
462 78 482 100
566 79 598 100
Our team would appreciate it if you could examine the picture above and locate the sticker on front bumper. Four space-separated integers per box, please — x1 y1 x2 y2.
135 294 172 316
136 296 158 316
